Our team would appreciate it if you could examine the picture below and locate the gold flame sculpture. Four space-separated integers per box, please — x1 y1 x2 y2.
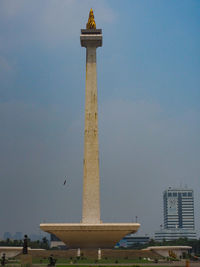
86 8 96 29
168 250 177 259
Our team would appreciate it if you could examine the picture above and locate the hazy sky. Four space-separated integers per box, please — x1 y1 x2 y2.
0 0 199 239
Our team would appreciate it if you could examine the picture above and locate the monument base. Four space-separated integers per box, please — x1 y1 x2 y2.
20 254 32 266
40 223 140 249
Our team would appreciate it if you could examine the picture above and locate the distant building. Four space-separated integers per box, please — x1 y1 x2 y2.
3 232 12 240
50 234 66 249
155 187 196 241
13 232 23 240
118 235 150 248
155 229 196 242
29 233 44 241
163 188 195 230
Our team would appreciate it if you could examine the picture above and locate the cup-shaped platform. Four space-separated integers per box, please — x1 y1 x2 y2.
40 223 140 248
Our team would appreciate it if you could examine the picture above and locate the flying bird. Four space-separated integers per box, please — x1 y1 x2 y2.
63 176 68 186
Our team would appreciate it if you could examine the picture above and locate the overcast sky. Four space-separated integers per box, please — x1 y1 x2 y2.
0 0 199 239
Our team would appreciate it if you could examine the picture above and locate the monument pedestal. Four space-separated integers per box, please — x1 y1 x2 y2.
20 254 32 266
40 223 140 248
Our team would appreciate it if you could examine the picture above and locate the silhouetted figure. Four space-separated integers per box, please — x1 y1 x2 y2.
48 255 56 266
22 235 28 254
1 253 6 266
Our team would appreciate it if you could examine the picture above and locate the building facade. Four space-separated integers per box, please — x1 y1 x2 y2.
155 187 196 241
50 234 66 249
117 235 150 248
163 188 195 230
155 229 196 241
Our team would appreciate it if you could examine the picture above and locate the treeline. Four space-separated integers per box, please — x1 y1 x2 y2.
0 237 49 249
1 237 200 255
128 238 200 255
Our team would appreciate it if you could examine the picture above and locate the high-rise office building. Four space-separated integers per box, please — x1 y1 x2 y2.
163 188 195 230
155 187 196 241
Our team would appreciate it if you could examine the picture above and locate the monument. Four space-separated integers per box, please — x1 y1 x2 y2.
40 9 140 249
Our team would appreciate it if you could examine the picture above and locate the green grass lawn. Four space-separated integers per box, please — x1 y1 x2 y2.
32 258 151 264
5 265 180 267
11 257 182 267
56 266 142 267
56 266 154 267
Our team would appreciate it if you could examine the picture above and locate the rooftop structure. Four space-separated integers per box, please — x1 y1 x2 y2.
143 246 192 258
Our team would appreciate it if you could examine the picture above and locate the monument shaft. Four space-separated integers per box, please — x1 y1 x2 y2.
82 45 100 224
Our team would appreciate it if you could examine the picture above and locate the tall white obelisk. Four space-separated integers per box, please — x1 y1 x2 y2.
80 9 102 224
40 10 140 249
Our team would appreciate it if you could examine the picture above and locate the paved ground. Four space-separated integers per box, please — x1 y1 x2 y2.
138 264 199 267
6 261 200 267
